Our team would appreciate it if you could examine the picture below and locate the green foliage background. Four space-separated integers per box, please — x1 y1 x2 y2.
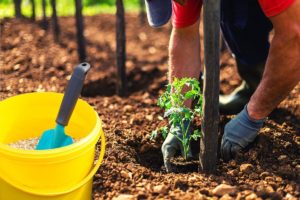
0 0 141 18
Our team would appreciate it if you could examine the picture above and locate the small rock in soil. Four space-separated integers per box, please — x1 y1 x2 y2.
220 194 234 200
285 193 297 200
278 154 288 161
275 176 283 182
240 163 254 174
126 164 135 172
120 170 132 179
188 176 198 182
145 115 153 121
265 176 274 182
227 169 238 176
112 194 135 200
153 184 168 194
245 193 258 200
212 184 237 196
260 171 270 178
249 172 259 180
229 160 237 167
256 184 274 198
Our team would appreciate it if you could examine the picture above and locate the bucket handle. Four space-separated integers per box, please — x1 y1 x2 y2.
0 130 106 196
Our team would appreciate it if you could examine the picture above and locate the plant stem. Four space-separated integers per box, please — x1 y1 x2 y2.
183 145 188 160
172 132 183 143
185 120 191 137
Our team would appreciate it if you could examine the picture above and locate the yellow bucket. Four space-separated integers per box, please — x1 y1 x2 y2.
0 92 105 200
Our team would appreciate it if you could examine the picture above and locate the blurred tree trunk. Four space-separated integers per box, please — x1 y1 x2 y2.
41 0 48 29
139 0 146 25
30 0 36 21
13 0 22 18
116 0 127 96
50 0 60 42
75 0 86 62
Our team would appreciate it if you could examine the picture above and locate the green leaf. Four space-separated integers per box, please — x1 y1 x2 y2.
169 113 181 126
150 130 158 140
182 108 192 120
160 126 169 139
166 84 172 93
165 101 172 109
195 107 202 114
184 91 195 100
191 129 202 141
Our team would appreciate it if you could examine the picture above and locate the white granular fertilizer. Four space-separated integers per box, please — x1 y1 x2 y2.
7 137 81 150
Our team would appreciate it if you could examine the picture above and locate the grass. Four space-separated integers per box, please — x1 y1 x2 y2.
0 0 143 18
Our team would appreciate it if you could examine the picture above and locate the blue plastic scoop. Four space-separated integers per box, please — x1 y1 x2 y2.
36 63 90 150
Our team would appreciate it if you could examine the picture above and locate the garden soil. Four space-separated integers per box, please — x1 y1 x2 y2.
1 14 299 200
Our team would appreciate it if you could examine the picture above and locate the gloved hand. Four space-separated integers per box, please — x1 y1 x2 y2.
221 105 265 161
161 121 193 172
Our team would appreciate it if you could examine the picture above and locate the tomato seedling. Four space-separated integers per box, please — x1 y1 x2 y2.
151 77 203 160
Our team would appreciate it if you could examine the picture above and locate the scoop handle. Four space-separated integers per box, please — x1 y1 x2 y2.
56 62 90 126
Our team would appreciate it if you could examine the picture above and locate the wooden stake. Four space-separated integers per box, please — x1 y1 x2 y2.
75 0 86 62
139 0 146 25
116 0 127 96
30 0 36 21
200 0 220 173
41 0 48 29
13 0 22 18
50 0 60 42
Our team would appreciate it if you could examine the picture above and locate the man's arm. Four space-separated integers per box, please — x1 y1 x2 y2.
222 0 300 160
162 21 201 172
168 21 202 110
248 0 300 120
168 19 202 102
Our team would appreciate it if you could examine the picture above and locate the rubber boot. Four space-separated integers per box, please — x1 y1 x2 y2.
219 59 265 115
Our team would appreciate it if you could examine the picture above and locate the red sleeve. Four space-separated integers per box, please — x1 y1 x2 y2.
172 0 202 28
258 0 295 17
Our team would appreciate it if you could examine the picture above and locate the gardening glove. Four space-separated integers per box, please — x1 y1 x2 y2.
161 121 193 172
221 105 265 161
